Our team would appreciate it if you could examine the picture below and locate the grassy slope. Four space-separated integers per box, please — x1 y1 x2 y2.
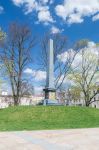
0 106 99 131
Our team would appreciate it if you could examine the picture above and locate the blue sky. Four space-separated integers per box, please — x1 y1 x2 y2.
0 0 99 64
0 0 99 93
0 0 99 42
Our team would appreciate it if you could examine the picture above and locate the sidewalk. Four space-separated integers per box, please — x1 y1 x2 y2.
0 128 99 150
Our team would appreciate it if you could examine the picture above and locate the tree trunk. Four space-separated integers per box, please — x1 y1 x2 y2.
13 95 19 106
85 102 90 107
85 99 90 107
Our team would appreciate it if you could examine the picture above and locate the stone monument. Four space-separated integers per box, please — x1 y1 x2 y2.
43 39 58 105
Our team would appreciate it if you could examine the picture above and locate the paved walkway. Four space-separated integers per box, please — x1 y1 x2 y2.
0 128 99 150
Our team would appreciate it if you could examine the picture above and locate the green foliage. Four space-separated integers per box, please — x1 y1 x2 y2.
68 45 99 105
74 39 89 50
69 87 81 101
0 106 99 131
0 28 6 40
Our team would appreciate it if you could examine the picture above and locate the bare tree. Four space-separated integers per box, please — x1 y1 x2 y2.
0 23 36 105
20 80 34 97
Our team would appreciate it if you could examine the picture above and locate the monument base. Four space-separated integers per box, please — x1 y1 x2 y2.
43 88 56 99
43 88 59 105
43 99 59 106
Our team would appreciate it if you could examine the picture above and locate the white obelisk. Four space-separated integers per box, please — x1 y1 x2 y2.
46 39 55 89
43 39 56 105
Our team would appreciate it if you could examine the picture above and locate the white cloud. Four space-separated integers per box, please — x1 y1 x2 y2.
67 14 83 24
34 86 44 94
71 51 83 68
34 70 46 81
0 6 4 14
57 49 75 63
11 0 99 25
12 0 53 6
58 74 74 86
38 9 54 23
24 68 46 81
39 0 53 5
57 41 99 87
55 5 66 20
88 41 96 47
51 26 64 34
49 0 54 4
72 42 99 68
55 0 99 24
57 51 68 63
57 41 99 67
1 82 12 95
12 0 24 6
24 68 33 74
92 13 99 21
12 0 54 24
40 0 48 4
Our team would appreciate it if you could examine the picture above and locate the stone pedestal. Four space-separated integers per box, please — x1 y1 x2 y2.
43 88 58 105
43 88 56 100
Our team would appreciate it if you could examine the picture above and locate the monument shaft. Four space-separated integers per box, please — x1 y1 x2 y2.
46 39 54 89
44 39 56 101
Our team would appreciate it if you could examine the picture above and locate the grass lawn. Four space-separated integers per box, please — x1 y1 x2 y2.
0 106 99 131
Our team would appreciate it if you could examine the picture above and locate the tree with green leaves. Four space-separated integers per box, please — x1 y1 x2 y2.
0 28 6 41
68 41 99 106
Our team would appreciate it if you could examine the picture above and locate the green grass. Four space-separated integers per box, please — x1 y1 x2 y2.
0 106 99 131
